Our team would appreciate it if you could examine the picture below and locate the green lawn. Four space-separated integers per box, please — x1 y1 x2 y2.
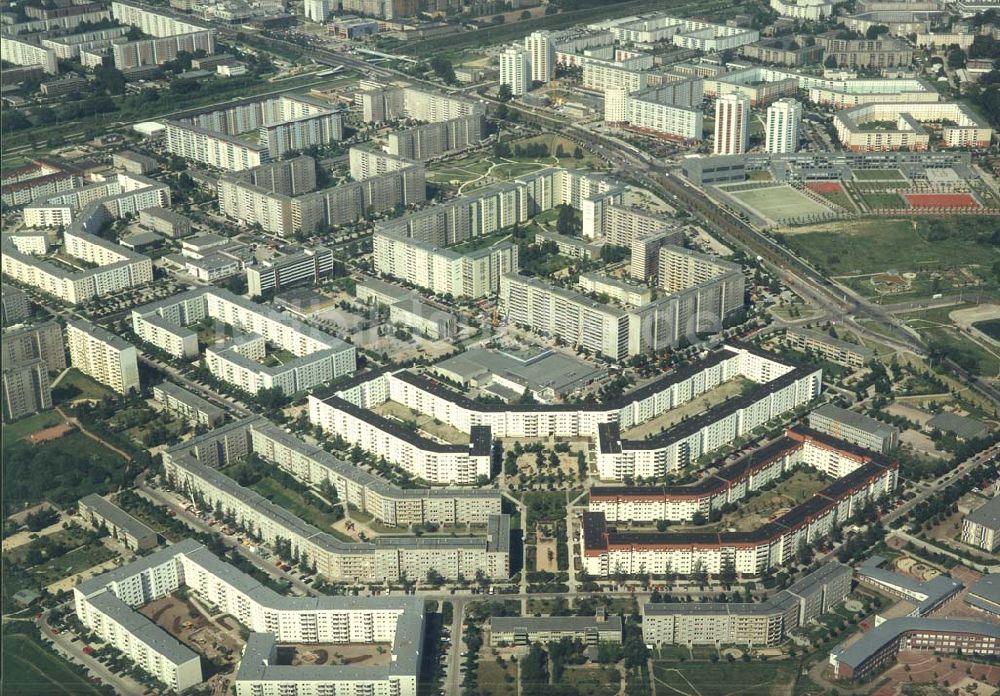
250 476 342 532
477 660 518 696
1 632 106 696
813 188 856 211
651 660 799 696
29 542 117 586
853 169 906 181
975 319 1000 341
53 369 115 403
858 191 907 209
564 666 621 696
777 218 1000 277
1 410 65 442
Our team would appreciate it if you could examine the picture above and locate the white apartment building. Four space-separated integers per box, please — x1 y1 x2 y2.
309 395 492 485
304 0 333 22
111 30 215 70
163 426 511 582
525 31 555 83
67 320 140 395
500 46 532 96
74 539 427 696
131 287 355 395
714 94 750 155
770 0 836 20
765 98 802 154
386 115 485 160
152 381 225 427
0 36 59 74
834 101 993 151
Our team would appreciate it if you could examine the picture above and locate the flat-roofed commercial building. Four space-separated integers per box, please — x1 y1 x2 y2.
247 246 334 298
67 320 140 395
78 494 158 551
829 619 1000 682
490 612 623 646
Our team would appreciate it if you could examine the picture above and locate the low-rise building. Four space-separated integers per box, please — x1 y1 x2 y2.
139 207 192 238
808 404 899 454
964 575 1000 617
152 381 225 427
78 494 158 551
490 612 623 646
112 150 160 175
783 327 873 367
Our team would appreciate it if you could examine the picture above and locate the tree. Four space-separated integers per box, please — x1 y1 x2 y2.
428 56 457 85
520 9 531 19
556 204 578 236
865 24 889 40
947 47 967 69
573 146 583 159
824 55 838 69
498 83 513 102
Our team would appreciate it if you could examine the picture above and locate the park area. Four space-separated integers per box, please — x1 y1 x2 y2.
853 169 907 181
727 185 833 223
651 659 799 696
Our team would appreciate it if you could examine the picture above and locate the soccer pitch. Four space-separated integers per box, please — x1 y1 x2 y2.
729 185 832 222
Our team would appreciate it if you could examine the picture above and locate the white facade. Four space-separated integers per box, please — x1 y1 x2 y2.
500 47 532 96
525 31 555 83
67 320 140 395
765 98 802 154
714 94 750 155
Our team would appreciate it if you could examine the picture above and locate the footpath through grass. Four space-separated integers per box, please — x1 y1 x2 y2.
651 659 799 696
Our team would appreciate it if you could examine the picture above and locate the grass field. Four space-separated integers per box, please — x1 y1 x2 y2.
975 319 1000 341
729 186 832 222
30 542 117 586
2 410 65 442
477 660 518 696
651 660 799 696
1 632 105 696
776 218 1000 277
250 476 343 533
564 666 621 696
853 169 906 181
901 309 1000 378
858 191 907 209
53 369 115 403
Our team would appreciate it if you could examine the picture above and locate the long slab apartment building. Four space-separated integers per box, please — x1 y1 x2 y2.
501 244 745 361
130 287 355 395
582 429 898 578
165 94 344 171
643 561 853 647
309 343 818 483
162 421 511 583
75 539 429 695
218 150 425 237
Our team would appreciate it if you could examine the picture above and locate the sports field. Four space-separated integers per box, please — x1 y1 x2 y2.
904 193 980 209
729 185 832 222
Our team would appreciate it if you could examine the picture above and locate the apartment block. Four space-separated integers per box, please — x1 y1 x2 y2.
961 496 1000 553
808 404 899 454
131 287 355 395
78 494 158 551
166 95 343 171
0 37 58 74
1 159 83 208
67 320 140 395
834 102 992 152
152 381 225 428
500 46 531 96
162 425 511 582
783 327 874 367
246 246 334 298
386 114 485 160
491 613 623 646
139 207 192 239
815 33 914 68
1 287 31 326
2 320 67 372
605 81 704 141
643 562 851 646
112 31 215 70
2 359 52 421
